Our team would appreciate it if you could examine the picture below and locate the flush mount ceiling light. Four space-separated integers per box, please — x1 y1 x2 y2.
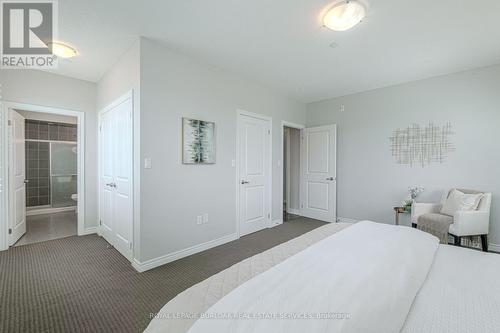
323 0 367 31
48 42 78 58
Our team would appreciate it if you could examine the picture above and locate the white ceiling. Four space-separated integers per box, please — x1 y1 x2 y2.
51 0 500 102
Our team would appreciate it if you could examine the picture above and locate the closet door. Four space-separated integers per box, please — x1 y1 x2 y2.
111 98 133 259
99 94 133 260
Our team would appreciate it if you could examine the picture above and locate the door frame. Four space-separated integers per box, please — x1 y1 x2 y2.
97 90 135 261
0 101 86 251
280 121 305 224
235 110 273 238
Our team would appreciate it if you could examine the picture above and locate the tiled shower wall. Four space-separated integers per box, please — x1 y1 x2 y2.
26 141 50 206
25 120 77 207
26 120 77 141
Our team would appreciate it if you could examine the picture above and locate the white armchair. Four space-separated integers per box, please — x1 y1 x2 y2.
411 189 492 251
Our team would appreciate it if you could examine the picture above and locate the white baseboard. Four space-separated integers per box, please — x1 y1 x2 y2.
132 233 238 273
27 206 76 216
79 227 97 236
489 243 500 253
336 217 358 224
286 209 301 215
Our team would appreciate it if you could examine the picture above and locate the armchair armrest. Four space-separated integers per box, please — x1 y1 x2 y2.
450 211 490 236
411 203 442 224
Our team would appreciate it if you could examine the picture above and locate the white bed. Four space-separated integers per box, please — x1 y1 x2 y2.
145 221 500 333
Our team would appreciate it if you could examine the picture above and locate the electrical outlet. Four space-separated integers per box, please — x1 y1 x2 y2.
203 213 209 224
196 216 203 225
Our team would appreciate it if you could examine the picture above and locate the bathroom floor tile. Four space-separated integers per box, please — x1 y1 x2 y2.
14 211 77 247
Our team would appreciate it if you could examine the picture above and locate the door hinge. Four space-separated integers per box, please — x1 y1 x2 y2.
8 120 12 126
267 213 271 219
8 228 12 234
129 243 133 250
99 220 102 226
99 125 102 132
268 129 271 135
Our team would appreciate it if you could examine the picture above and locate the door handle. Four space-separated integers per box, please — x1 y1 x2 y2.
326 177 335 181
24 179 29 184
241 180 250 184
106 182 117 188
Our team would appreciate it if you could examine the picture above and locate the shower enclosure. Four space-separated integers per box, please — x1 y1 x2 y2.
25 120 77 210
50 142 77 207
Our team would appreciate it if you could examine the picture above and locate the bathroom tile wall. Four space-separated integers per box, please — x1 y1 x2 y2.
26 119 77 141
25 120 77 207
26 141 50 207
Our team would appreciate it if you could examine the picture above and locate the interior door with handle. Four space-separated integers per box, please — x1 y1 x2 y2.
8 110 26 245
99 108 115 245
238 113 271 236
300 124 337 222
99 94 134 261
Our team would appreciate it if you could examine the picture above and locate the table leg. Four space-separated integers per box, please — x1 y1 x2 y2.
395 212 399 225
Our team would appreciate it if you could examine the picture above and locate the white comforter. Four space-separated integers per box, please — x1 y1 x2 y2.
187 221 439 333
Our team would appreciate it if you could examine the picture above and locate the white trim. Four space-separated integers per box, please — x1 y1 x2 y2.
280 121 305 223
0 101 8 251
488 243 500 253
26 206 76 216
285 128 291 212
132 233 238 272
336 217 359 224
0 101 85 250
272 219 283 225
235 110 273 238
98 90 135 261
79 227 98 236
286 208 301 215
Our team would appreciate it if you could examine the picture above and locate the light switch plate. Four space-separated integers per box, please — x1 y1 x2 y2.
144 157 152 169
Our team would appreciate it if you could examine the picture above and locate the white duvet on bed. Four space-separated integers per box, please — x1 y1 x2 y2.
402 244 500 333
186 221 439 333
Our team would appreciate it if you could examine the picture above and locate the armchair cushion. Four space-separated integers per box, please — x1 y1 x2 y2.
440 189 483 216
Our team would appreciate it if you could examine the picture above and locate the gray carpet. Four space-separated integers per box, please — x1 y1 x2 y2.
0 217 325 333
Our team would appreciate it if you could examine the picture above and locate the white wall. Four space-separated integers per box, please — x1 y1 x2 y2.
139 38 306 262
0 69 98 229
97 40 141 111
307 64 500 246
16 110 77 124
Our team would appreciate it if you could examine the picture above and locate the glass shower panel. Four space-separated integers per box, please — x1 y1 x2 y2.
51 143 77 207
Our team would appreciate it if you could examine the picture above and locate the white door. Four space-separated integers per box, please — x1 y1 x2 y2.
9 110 26 245
300 125 336 222
99 95 133 260
238 113 271 236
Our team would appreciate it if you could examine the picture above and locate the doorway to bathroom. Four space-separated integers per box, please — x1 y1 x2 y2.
1 102 85 249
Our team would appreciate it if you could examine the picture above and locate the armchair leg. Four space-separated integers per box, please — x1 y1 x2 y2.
481 235 488 252
454 235 461 246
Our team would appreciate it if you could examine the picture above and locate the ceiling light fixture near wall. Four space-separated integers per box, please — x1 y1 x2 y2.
323 0 367 31
48 42 78 58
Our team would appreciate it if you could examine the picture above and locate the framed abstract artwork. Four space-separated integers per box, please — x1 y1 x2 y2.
182 118 216 164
